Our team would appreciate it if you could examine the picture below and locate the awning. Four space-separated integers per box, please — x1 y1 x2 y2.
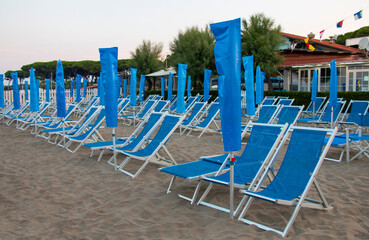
146 67 176 77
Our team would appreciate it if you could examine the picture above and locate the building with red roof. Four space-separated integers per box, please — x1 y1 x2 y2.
278 32 369 92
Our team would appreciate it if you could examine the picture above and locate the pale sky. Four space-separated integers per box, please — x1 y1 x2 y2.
0 0 368 74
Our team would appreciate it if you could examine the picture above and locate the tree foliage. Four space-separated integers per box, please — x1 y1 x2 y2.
335 26 369 45
168 26 215 90
241 13 284 91
5 59 131 82
130 40 164 75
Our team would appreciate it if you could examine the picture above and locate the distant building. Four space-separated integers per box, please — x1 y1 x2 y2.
278 32 369 92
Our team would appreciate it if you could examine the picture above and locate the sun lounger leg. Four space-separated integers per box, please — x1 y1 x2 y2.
90 150 94 158
167 176 176 194
97 150 105 162
197 183 214 205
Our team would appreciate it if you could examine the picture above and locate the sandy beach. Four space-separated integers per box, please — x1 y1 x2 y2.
1 121 369 239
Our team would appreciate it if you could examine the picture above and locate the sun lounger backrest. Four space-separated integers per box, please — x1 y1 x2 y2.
117 112 163 151
182 102 206 125
257 105 278 123
278 99 294 106
321 101 345 123
260 128 327 201
263 99 275 105
276 106 301 125
128 115 181 157
196 102 219 127
138 100 156 118
154 100 168 112
344 100 369 124
238 124 283 165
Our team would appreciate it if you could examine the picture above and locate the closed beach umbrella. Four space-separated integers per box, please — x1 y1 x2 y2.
99 73 105 106
76 74 82 102
211 17 241 218
187 75 191 98
130 68 137 106
329 59 337 128
168 72 173 101
70 80 75 100
56 60 66 118
123 78 127 98
24 80 29 101
30 67 39 112
243 55 255 116
10 72 20 110
37 80 40 101
312 69 318 112
117 76 122 98
255 66 263 105
83 78 87 98
204 69 212 102
0 74 4 108
161 76 165 99
176 63 187 113
97 77 101 97
45 78 50 102
139 75 145 102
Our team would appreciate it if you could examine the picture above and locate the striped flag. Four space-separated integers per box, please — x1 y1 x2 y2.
319 30 325 40
337 20 343 28
304 37 315 51
354 10 363 20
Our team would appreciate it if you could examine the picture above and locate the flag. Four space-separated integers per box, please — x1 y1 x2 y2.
337 20 343 28
304 37 315 51
319 30 325 40
354 10 363 20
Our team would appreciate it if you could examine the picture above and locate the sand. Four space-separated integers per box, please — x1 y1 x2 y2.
1 121 369 239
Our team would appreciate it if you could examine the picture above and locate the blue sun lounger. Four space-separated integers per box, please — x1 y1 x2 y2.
238 126 337 237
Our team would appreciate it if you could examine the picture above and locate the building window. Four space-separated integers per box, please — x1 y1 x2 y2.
337 67 346 92
320 68 330 92
301 70 309 91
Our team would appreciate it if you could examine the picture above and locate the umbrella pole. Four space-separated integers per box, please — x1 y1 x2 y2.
112 128 117 171
229 152 235 219
62 117 66 147
331 106 333 128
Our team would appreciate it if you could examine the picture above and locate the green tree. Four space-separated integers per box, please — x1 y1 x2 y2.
335 26 369 45
130 40 164 90
168 26 215 90
241 13 284 91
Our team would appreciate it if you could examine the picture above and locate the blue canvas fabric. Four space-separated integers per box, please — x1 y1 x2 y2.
68 109 106 141
321 102 342 123
177 63 187 113
182 102 205 126
246 129 326 201
10 72 20 110
99 47 118 128
130 68 137 106
276 106 300 125
255 66 263 105
99 73 105 106
168 72 173 101
37 80 40 101
83 78 87 98
204 69 212 102
70 80 75 98
243 55 255 116
257 105 278 123
0 74 4 108
121 115 180 158
29 67 39 112
56 60 66 118
116 113 162 151
187 76 191 98
312 69 318 102
193 102 219 128
117 76 122 98
24 80 28 101
97 77 101 97
45 78 50 102
76 74 82 102
139 75 145 102
345 101 369 124
161 77 165 99
205 124 282 185
211 18 241 152
329 59 337 107
123 78 127 98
